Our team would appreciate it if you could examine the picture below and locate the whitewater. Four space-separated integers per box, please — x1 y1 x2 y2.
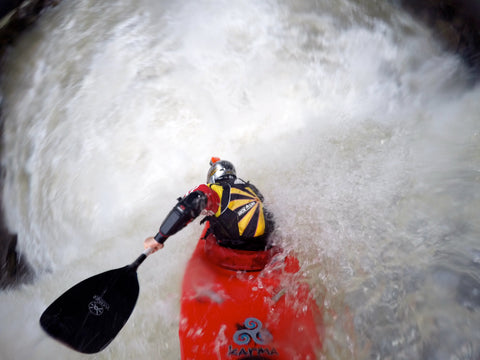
1 0 479 359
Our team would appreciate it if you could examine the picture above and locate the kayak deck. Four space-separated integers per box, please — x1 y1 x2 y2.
179 237 324 360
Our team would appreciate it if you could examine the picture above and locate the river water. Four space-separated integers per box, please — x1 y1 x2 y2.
1 0 479 359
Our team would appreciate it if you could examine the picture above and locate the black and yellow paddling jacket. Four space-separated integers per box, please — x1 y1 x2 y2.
202 179 275 251
156 179 275 251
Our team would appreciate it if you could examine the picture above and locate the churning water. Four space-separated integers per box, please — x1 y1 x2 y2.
1 0 479 359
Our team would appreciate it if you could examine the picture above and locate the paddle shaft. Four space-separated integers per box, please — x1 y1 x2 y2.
129 232 166 270
129 248 152 270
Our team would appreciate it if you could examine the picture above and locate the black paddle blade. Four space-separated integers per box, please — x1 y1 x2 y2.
40 265 140 354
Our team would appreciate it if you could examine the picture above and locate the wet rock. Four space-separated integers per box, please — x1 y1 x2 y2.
0 231 33 289
396 0 480 80
0 1 23 20
0 0 59 59
0 144 32 289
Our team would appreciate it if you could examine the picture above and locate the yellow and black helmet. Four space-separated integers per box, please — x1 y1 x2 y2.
206 157 237 184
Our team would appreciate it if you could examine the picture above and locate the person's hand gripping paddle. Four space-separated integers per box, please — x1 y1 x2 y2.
39 234 165 354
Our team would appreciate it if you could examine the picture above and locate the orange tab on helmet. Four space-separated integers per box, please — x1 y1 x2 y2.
210 157 221 166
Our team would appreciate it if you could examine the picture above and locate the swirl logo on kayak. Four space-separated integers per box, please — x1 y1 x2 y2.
228 317 278 357
88 295 110 316
233 317 273 345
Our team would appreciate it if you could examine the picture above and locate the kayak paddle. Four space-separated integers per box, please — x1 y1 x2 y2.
39 246 155 354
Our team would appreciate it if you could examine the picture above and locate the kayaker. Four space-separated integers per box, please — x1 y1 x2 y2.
144 157 275 256
145 158 324 360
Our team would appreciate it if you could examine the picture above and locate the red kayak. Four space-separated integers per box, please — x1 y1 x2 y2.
179 226 324 359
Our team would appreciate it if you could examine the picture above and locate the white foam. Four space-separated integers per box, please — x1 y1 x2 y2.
1 0 479 359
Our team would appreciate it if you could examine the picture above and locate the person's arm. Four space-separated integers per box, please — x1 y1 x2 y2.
144 185 219 252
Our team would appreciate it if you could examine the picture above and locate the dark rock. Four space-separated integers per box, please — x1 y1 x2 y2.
0 150 33 289
395 0 480 80
0 0 60 59
0 232 33 289
0 0 23 19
